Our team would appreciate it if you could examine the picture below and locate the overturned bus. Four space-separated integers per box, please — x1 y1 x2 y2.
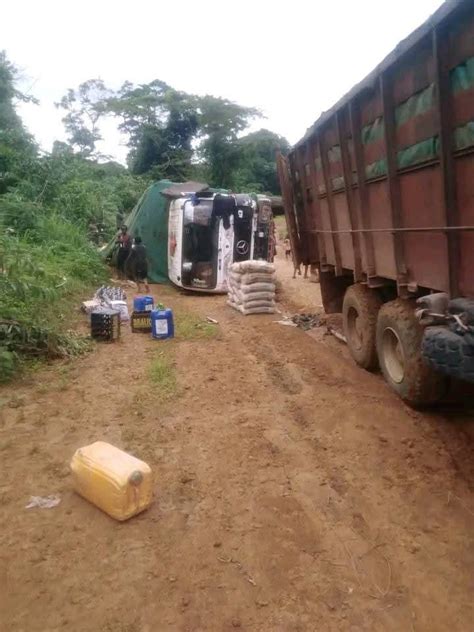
168 191 273 292
105 180 274 293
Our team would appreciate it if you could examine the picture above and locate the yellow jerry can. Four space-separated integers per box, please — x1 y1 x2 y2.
70 441 153 521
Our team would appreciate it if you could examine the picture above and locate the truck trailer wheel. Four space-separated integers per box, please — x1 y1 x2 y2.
376 299 447 407
342 284 382 370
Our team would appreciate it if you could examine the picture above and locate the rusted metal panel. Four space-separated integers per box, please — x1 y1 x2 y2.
319 196 336 266
336 109 362 280
360 92 384 128
399 165 450 292
276 153 302 267
396 111 438 149
446 6 474 67
452 89 474 127
300 143 320 263
456 154 474 297
319 130 343 275
367 180 398 280
380 72 408 290
294 147 313 264
433 25 460 297
349 100 377 278
362 141 386 170
393 45 435 103
333 191 356 272
306 140 327 266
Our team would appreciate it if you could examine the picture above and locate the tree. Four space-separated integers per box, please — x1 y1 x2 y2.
105 80 199 178
56 79 111 157
232 128 290 194
0 51 37 194
197 96 260 188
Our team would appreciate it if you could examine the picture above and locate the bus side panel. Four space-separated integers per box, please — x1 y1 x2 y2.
399 165 449 293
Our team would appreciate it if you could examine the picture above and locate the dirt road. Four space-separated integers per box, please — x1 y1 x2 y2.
1 255 473 632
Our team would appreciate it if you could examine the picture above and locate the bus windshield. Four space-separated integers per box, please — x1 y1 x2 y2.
181 199 218 290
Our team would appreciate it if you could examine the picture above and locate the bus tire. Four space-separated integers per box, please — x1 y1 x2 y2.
342 284 382 371
376 299 447 407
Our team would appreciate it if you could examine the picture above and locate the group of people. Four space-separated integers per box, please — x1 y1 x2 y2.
115 225 150 293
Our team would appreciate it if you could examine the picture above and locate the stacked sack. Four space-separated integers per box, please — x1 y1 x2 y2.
227 260 276 315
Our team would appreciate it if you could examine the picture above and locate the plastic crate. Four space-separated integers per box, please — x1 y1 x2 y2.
90 309 120 342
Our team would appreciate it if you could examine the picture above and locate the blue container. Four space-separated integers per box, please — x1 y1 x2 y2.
151 308 174 340
133 295 154 312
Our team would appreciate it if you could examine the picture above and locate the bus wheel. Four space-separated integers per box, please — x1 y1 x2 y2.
342 284 382 371
376 299 447 407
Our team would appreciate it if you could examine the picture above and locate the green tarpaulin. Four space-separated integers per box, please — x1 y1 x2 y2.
103 180 173 284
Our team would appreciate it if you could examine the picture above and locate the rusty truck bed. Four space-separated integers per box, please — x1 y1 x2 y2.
278 0 474 303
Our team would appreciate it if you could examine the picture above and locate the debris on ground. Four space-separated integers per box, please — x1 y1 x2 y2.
326 326 347 344
276 313 321 330
206 317 219 324
275 319 298 327
292 313 320 329
25 495 61 509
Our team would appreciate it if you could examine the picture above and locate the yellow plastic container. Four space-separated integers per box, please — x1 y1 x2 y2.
70 441 153 521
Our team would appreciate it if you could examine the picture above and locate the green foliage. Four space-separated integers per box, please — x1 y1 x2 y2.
0 224 106 381
0 53 141 381
232 129 290 194
147 350 177 400
197 95 260 188
56 79 112 157
61 77 286 191
0 51 38 194
174 310 219 341
106 81 200 178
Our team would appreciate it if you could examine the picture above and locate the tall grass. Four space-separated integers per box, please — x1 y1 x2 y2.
0 213 107 381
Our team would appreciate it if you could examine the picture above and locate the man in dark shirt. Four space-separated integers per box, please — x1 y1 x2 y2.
116 224 131 279
126 236 150 293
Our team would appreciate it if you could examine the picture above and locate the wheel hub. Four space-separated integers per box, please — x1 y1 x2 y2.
382 327 405 384
347 307 363 351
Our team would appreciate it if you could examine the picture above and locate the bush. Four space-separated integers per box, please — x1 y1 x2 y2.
0 218 107 381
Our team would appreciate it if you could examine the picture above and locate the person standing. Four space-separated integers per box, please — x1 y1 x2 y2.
116 225 131 279
126 236 150 293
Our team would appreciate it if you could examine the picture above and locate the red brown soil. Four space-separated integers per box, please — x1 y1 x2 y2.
1 253 473 631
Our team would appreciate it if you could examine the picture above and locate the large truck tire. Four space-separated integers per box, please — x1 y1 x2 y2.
342 284 383 370
376 299 447 407
422 327 474 383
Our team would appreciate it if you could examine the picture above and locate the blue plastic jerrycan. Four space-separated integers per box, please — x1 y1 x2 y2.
133 296 154 312
151 308 174 339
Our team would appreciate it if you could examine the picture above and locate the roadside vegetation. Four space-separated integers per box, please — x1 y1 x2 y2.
0 50 287 381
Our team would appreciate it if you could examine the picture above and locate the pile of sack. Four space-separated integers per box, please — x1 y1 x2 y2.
227 260 276 315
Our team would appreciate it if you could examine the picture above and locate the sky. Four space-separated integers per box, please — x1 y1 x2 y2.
2 0 445 164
